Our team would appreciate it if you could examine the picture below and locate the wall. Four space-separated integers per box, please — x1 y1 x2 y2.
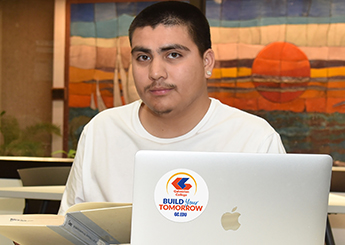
52 0 66 156
0 0 54 139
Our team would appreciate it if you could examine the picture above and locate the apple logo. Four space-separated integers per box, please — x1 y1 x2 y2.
221 207 241 231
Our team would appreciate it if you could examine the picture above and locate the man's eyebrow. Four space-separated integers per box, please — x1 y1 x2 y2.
131 44 190 55
160 44 190 52
131 46 151 54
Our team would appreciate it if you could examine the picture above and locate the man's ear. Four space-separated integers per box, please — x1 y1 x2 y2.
203 49 215 78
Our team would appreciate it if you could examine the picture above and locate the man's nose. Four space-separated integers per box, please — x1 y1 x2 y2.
149 58 167 81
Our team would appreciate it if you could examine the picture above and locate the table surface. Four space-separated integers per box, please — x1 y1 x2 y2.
328 192 345 213
0 185 65 201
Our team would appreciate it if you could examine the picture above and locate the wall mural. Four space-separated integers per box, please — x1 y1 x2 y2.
67 0 345 162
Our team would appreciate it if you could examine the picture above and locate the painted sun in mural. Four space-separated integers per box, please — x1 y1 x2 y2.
252 42 310 103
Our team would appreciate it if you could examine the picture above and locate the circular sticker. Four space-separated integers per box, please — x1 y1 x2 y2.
154 169 209 222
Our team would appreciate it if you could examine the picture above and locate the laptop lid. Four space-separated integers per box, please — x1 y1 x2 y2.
131 151 332 245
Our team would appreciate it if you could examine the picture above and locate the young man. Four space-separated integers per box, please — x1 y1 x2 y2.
58 1 285 215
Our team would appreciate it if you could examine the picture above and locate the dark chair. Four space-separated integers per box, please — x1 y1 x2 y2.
17 166 71 214
325 166 345 245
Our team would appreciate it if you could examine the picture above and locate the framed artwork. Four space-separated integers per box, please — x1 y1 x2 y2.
205 0 345 161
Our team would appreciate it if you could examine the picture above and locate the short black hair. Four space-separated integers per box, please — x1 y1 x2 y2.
128 1 211 57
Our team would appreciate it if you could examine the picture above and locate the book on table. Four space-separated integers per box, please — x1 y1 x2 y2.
0 202 132 245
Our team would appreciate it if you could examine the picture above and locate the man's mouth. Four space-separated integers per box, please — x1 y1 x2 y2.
149 87 175 95
145 82 177 95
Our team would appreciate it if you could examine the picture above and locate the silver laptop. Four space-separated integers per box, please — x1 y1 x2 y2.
131 151 332 245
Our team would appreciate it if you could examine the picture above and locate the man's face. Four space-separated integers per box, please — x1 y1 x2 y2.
131 24 212 117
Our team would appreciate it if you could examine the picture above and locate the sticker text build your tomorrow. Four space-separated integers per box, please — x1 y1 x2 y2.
159 198 204 212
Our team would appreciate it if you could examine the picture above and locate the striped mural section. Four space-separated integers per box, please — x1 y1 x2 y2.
206 0 345 113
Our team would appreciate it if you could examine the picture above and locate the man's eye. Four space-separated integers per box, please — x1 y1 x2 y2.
167 52 181 59
137 55 150 61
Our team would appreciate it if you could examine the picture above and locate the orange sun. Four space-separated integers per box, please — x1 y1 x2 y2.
252 42 310 103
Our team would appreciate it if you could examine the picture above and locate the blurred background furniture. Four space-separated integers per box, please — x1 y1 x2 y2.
0 157 73 244
0 179 25 245
326 166 345 245
17 166 71 214
0 156 73 179
330 167 345 192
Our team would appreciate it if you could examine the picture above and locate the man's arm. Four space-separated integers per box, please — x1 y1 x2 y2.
258 132 286 154
58 130 86 215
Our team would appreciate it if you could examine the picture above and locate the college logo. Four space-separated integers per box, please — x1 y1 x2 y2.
167 172 197 198
154 169 208 222
172 177 192 190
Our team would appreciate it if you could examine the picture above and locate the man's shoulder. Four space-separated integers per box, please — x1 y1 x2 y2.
210 98 273 129
86 100 141 127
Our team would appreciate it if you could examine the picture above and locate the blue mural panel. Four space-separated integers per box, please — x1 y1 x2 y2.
71 3 95 22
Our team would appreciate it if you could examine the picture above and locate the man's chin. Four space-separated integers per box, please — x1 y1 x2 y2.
142 102 174 116
151 108 173 115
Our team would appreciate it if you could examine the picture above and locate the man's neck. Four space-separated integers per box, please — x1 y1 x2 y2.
139 98 211 138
